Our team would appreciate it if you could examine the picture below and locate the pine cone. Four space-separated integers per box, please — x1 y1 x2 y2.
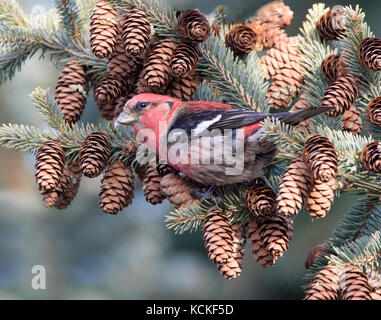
55 60 88 124
249 19 288 50
276 158 313 216
108 35 144 80
142 165 166 205
360 141 381 174
341 265 372 300
170 43 199 78
305 264 341 300
321 74 358 118
54 162 82 210
137 38 176 91
79 131 111 178
35 140 66 193
203 208 234 265
304 243 327 269
255 1 294 29
358 37 381 72
261 36 302 80
218 223 246 280
265 37 305 109
367 97 381 127
303 135 338 182
177 9 211 44
90 0 118 58
95 74 127 105
166 72 199 101
245 183 276 217
316 8 347 41
321 54 347 83
122 8 151 57
343 104 363 134
307 178 335 219
259 215 293 259
99 160 135 214
225 25 256 56
160 173 198 207
247 218 275 267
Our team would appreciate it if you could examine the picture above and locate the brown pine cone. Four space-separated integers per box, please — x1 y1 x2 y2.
90 0 118 58
341 265 372 300
367 97 381 127
95 74 127 105
35 140 66 193
79 131 111 178
255 1 294 29
249 19 288 50
321 74 358 118
55 60 88 124
245 183 276 217
170 43 199 78
122 8 151 57
177 9 211 44
218 223 246 280
203 208 234 265
166 72 199 101
321 54 347 83
259 215 293 259
316 8 347 41
108 35 144 80
304 243 327 269
261 36 302 80
343 104 363 134
360 141 381 174
358 37 381 72
225 24 256 56
142 165 166 205
265 37 305 109
247 218 275 267
303 135 338 182
99 160 135 214
54 162 82 210
137 38 176 91
276 158 313 216
305 264 341 300
307 178 335 219
160 173 198 207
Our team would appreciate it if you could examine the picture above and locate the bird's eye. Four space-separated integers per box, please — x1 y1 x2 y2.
138 102 148 109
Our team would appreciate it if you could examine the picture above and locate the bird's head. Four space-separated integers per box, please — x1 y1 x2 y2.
114 93 181 131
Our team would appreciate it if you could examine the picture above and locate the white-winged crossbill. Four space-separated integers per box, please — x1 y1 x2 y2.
115 93 331 186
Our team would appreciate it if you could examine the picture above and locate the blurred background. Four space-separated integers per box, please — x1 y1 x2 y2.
0 0 377 300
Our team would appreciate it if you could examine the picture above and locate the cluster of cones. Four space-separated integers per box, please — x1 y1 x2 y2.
34 135 204 213
304 244 380 300
223 1 303 110
202 134 338 279
203 200 293 280
55 1 212 125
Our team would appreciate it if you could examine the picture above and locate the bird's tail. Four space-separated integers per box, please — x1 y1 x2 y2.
277 106 334 126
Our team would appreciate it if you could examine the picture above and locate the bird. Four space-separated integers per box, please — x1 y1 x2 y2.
115 93 332 186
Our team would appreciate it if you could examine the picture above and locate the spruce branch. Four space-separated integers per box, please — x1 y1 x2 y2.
0 0 28 27
165 203 206 235
56 0 84 42
30 87 65 132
